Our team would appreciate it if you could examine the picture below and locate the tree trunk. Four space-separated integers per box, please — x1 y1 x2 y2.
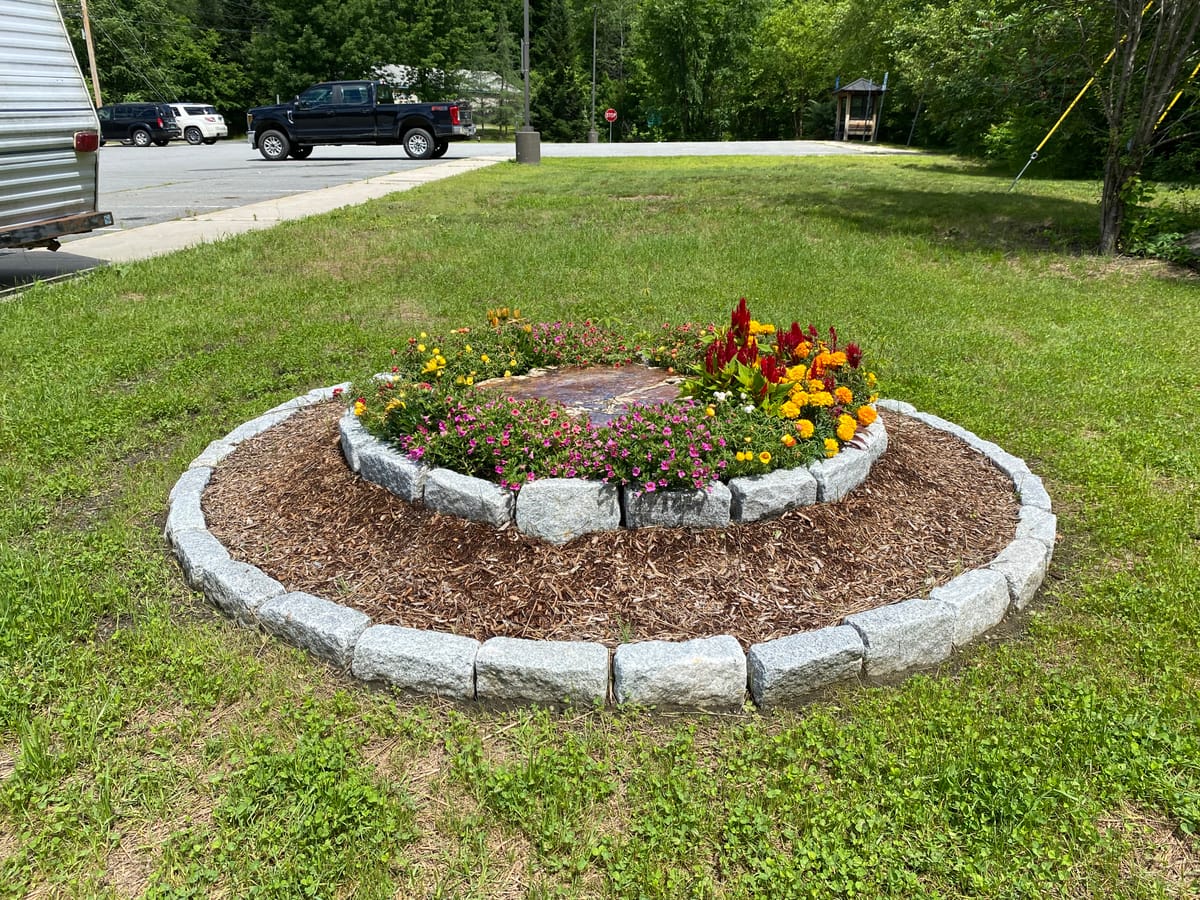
1099 147 1129 255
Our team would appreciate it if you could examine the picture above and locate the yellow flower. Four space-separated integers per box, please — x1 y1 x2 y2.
705 406 716 417
436 355 447 365
480 353 490 363
866 371 877 387
744 435 753 444
353 400 366 416
465 376 474 386
417 343 426 352
788 388 810 406
509 359 517 367
785 364 808 383
837 414 857 442
758 451 772 464
385 398 403 411
824 438 839 458
796 419 815 439
523 323 532 333
780 400 801 419
432 347 440 355
465 344 473 353
808 379 826 393
419 331 428 339
749 319 776 335
504 370 512 378
455 375 465 385
811 391 834 407
781 434 796 447
835 386 853 404
857 405 878 426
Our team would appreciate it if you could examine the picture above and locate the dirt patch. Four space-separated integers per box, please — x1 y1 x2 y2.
1099 803 1200 895
202 404 1020 648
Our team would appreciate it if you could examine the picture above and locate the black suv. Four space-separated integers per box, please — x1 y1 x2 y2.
96 103 182 147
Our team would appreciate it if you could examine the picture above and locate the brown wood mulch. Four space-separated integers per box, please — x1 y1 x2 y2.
202 404 1019 649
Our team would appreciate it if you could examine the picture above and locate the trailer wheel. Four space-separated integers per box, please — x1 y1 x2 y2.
402 127 435 159
258 129 290 161
131 128 152 147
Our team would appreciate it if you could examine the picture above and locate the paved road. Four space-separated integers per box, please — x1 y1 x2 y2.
1 137 913 289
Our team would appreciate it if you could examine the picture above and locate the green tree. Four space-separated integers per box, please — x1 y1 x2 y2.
632 0 766 140
530 0 586 140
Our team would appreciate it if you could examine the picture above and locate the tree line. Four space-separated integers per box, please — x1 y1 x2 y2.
59 0 1199 249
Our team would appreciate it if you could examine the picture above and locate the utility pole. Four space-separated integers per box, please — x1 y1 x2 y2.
79 0 102 108
515 0 540 163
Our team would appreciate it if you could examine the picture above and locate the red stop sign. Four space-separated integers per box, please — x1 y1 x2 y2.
604 108 618 123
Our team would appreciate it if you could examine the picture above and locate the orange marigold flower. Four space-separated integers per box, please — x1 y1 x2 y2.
828 351 848 368
796 419 815 439
857 405 878 426
837 414 857 442
835 386 853 404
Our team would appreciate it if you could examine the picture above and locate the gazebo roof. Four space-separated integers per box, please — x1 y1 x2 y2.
835 77 886 95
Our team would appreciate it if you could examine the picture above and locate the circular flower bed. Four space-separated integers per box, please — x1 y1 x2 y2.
348 299 881 495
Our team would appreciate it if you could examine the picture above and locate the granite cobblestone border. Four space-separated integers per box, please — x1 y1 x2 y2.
338 408 889 540
166 387 1056 710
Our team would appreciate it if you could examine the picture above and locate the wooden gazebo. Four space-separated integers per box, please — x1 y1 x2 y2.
834 77 887 142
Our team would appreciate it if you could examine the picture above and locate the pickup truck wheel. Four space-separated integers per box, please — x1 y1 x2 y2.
152 139 170 147
402 127 435 159
288 146 313 159
131 128 151 147
185 127 203 145
432 141 449 158
258 129 291 161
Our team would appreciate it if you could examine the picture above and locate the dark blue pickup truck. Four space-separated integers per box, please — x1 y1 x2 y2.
247 80 475 161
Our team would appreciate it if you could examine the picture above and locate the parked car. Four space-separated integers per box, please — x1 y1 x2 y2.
96 103 181 146
167 103 228 145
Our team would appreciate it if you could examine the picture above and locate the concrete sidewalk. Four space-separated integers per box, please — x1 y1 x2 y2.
66 154 507 264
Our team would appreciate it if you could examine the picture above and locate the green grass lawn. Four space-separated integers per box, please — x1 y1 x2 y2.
1 155 1198 898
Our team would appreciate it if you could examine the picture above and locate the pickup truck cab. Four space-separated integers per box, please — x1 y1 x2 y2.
247 80 475 161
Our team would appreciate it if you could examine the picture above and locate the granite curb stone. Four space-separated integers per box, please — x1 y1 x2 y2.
167 388 1055 709
728 467 818 523
169 527 230 585
257 591 370 668
351 625 479 699
747 625 863 707
987 538 1052 611
623 482 733 529
424 467 514 526
929 568 1011 648
355 437 428 504
844 598 955 678
515 478 621 543
198 559 286 623
613 636 746 709
808 447 872 502
1015 506 1057 550
476 637 610 704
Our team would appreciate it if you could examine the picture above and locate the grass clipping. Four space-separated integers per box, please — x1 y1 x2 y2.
203 404 1019 647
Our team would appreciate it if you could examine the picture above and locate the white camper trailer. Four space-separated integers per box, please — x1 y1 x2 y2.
0 0 112 250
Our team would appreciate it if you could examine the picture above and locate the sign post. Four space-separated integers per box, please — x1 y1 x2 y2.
604 107 617 142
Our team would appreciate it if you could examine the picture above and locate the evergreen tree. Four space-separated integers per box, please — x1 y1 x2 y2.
530 0 586 140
